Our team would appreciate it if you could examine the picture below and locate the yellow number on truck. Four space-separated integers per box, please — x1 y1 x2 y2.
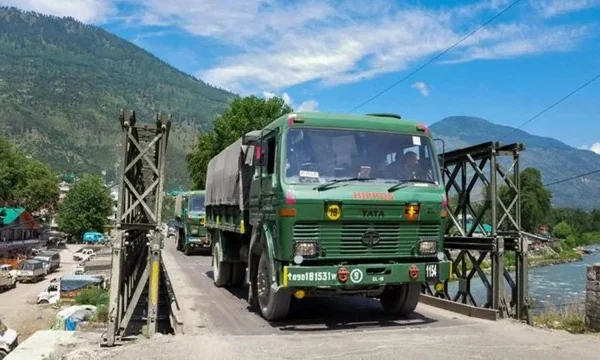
326 204 341 220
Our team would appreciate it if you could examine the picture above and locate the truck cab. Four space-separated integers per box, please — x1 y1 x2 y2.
205 112 451 321
174 191 210 255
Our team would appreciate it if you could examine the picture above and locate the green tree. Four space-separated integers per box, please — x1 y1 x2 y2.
57 174 112 238
499 168 552 232
187 95 292 189
0 136 58 211
552 221 573 239
13 159 60 211
162 195 175 222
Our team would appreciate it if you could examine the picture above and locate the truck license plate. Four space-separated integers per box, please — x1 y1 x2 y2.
425 263 438 281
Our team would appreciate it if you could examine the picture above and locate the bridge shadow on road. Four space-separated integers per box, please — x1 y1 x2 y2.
205 270 438 333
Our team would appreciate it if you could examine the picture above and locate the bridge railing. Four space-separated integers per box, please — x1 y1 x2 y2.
423 141 530 322
105 110 173 346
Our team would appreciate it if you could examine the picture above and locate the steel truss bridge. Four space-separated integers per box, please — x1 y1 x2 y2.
103 111 529 345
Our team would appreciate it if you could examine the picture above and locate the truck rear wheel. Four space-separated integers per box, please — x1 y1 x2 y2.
212 241 231 287
380 283 421 316
230 263 246 287
257 250 290 321
176 232 183 251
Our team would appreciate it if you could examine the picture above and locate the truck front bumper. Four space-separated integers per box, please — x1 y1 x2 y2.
187 237 211 248
282 260 451 288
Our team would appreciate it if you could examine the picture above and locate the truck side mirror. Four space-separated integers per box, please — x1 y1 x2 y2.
433 138 445 170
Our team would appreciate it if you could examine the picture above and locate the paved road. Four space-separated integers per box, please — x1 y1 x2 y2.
163 238 487 336
52 240 600 359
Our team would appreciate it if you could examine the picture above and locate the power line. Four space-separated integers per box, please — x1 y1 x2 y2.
347 0 524 113
544 168 600 187
501 71 600 140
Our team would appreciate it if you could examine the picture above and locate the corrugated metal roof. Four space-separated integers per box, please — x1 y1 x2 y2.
0 207 25 225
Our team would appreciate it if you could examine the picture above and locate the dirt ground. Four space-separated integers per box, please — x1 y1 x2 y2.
0 244 83 341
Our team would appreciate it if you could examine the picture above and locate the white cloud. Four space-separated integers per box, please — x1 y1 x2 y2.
0 0 116 23
411 82 430 97
532 0 600 18
188 2 595 92
262 91 318 112
297 100 319 112
581 143 600 154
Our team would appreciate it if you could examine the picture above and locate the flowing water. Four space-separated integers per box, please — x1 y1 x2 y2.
446 246 600 313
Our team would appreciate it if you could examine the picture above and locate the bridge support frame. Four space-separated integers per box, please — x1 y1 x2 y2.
424 141 529 322
105 110 171 346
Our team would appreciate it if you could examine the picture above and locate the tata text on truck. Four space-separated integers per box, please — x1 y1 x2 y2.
204 112 451 321
174 191 209 255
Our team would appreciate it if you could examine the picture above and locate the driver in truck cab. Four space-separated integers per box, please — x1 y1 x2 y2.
385 150 419 179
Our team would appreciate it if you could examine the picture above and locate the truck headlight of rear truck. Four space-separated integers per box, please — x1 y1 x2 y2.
418 240 437 255
293 241 318 258
190 225 199 235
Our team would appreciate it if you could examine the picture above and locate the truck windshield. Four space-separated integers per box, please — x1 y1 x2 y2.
189 196 205 212
284 128 440 185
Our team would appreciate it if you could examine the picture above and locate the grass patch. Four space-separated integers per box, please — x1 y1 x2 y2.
532 303 587 334
73 287 109 323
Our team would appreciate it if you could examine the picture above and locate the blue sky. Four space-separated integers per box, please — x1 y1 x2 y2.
3 0 600 153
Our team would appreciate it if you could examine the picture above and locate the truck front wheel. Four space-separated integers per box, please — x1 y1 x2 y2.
380 283 421 316
212 241 231 287
256 250 290 321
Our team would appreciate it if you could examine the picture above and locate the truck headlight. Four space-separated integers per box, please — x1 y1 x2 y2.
190 226 199 235
418 240 437 255
293 241 318 257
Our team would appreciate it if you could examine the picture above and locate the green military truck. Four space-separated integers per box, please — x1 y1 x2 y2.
204 112 451 321
174 190 209 255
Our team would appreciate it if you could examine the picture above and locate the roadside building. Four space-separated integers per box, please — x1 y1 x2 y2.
0 207 41 256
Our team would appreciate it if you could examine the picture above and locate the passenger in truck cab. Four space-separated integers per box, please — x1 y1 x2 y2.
385 150 419 180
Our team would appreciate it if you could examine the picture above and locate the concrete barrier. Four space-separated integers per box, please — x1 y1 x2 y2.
585 263 600 331
5 330 75 359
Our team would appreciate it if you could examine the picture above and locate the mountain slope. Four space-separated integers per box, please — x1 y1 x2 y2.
0 7 235 188
430 116 600 210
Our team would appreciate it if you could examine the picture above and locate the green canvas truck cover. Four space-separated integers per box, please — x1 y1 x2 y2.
205 137 254 210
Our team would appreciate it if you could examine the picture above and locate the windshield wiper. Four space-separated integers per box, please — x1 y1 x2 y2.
314 177 376 191
387 179 437 193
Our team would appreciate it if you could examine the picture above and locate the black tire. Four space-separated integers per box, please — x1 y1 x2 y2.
380 283 421 316
38 299 49 304
212 240 231 287
230 263 246 287
176 232 183 251
184 244 192 256
0 349 7 360
257 250 290 321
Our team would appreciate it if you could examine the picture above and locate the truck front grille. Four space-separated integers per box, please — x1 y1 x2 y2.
293 222 441 258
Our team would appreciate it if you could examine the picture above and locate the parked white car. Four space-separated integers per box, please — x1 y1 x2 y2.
0 266 17 292
73 248 95 262
0 318 18 359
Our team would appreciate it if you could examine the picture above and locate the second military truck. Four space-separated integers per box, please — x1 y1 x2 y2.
174 191 209 255
204 112 451 320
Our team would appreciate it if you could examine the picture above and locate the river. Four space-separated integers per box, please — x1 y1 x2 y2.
446 246 600 313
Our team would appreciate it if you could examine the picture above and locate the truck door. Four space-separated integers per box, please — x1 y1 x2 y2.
252 129 279 223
